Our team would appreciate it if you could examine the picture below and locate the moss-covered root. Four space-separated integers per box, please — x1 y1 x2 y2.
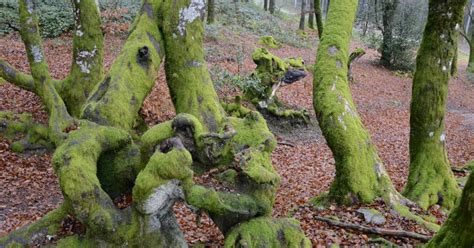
348 48 366 82
313 0 399 205
160 0 225 132
223 217 311 248
60 0 104 117
263 101 310 124
52 125 131 242
0 205 68 247
0 112 52 152
404 0 465 210
426 172 474 247
81 0 165 130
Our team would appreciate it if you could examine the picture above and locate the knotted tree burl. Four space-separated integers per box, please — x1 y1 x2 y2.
0 0 310 246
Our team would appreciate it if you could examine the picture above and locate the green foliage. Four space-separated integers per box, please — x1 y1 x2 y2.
209 1 316 48
1 0 75 38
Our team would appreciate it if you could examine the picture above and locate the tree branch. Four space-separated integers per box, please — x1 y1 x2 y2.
314 216 432 242
0 59 36 92
18 0 73 143
61 0 105 116
0 59 62 94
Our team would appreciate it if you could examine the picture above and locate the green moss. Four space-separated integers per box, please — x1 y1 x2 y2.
10 141 25 153
160 0 224 131
313 0 398 205
426 172 474 247
392 204 439 232
133 148 193 204
258 36 282 49
404 0 465 210
60 0 104 117
224 217 311 248
81 0 164 130
0 205 68 247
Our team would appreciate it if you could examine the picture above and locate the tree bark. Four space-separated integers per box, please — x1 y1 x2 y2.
308 0 315 29
264 0 268 11
404 0 465 210
0 0 312 246
299 0 307 30
207 0 215 24
426 172 474 247
313 0 399 205
380 0 399 67
269 0 276 14
314 0 324 37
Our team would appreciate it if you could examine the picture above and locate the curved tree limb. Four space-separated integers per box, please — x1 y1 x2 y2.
18 0 73 143
0 59 62 94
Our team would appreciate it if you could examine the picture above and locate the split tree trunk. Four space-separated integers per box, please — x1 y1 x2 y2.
313 0 399 205
404 0 465 210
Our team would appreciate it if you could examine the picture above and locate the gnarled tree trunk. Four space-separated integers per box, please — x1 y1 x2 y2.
0 0 310 246
404 0 465 210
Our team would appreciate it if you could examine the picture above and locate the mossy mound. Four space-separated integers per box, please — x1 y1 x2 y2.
224 217 311 248
258 35 282 49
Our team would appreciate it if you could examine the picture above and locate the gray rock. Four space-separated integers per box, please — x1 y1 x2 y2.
356 208 386 225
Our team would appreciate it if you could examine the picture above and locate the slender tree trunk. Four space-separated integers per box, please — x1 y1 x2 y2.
308 0 315 29
314 0 324 37
207 0 215 24
313 0 398 205
264 0 268 11
426 172 474 247
404 0 465 210
269 0 276 14
380 0 399 67
299 0 306 30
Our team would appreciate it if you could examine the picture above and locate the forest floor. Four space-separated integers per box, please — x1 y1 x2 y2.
1 13 474 248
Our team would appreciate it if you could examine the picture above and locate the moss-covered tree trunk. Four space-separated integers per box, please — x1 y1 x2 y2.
313 0 399 205
0 0 311 247
426 172 474 247
314 0 324 37
299 0 306 30
380 0 399 67
403 0 465 210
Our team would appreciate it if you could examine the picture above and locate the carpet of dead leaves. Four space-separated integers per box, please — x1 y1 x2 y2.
1 26 473 247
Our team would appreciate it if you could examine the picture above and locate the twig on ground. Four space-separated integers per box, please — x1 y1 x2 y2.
314 216 432 242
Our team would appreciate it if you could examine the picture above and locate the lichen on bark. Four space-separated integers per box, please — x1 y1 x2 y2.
312 0 399 205
403 0 465 210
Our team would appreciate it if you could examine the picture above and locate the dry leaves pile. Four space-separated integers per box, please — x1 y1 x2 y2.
0 27 473 247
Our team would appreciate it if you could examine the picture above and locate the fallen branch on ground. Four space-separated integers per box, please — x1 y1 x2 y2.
314 216 432 242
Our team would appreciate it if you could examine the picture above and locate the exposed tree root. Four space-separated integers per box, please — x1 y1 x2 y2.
314 216 431 242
